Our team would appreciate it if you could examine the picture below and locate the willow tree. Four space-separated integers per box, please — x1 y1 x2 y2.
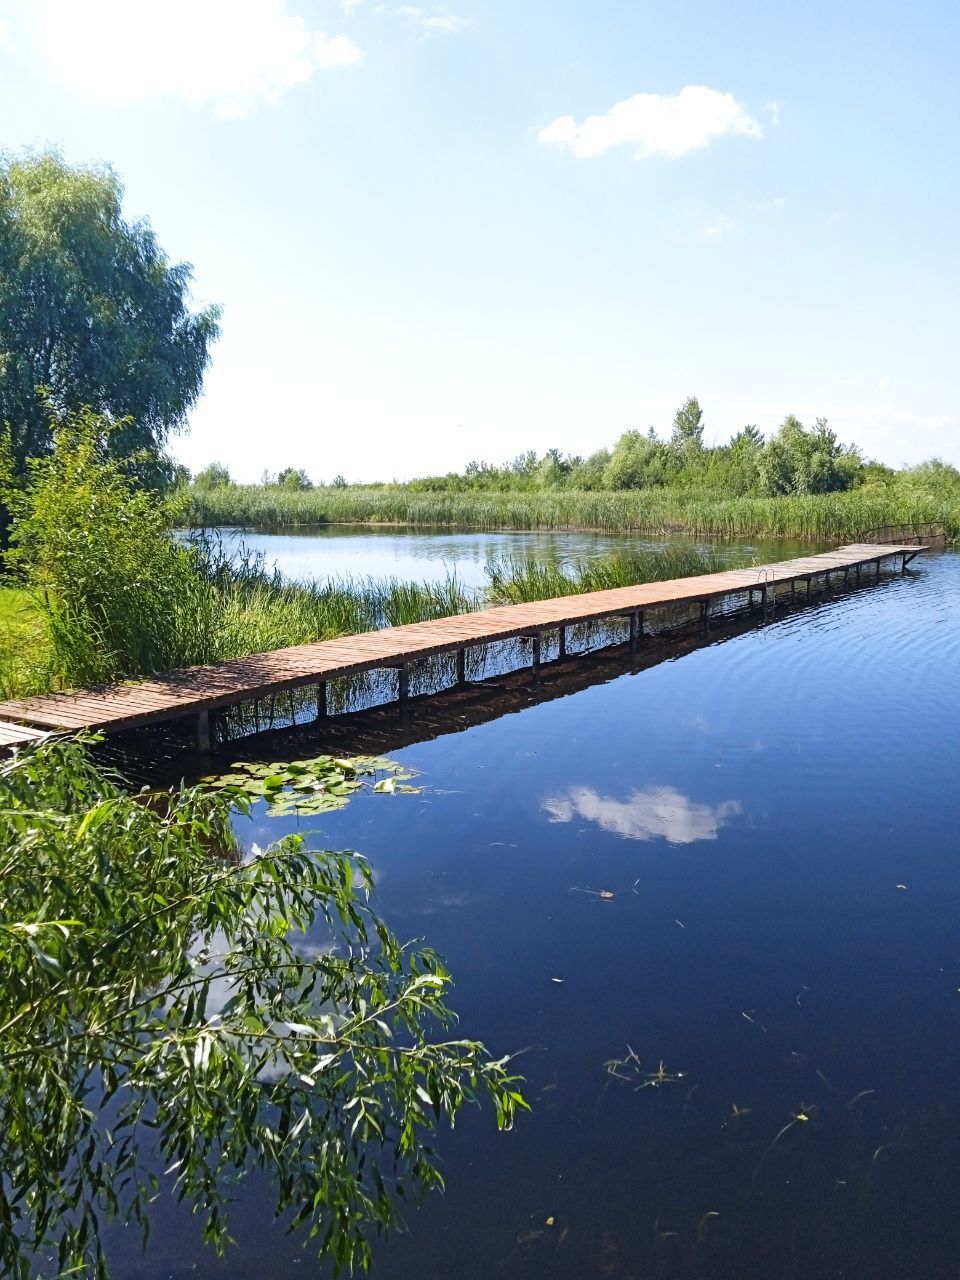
0 737 525 1276
0 150 220 476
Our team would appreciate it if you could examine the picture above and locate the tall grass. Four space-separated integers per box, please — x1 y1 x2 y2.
485 546 729 604
180 484 960 542
211 569 478 661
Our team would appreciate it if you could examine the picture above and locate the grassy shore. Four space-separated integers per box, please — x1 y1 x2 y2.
180 485 959 542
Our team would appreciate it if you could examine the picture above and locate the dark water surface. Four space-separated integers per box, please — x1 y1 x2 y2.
114 552 960 1279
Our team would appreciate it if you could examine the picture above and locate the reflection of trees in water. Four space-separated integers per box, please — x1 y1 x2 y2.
0 737 522 1277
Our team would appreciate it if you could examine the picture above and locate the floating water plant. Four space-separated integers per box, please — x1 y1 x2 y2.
604 1046 686 1090
203 753 419 816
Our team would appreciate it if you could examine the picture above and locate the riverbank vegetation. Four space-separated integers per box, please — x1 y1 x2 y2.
485 545 728 604
182 480 960 542
2 412 735 698
181 401 960 541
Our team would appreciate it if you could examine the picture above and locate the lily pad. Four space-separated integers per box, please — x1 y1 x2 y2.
203 753 419 817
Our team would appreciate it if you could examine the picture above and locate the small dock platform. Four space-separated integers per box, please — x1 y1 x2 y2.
0 543 924 751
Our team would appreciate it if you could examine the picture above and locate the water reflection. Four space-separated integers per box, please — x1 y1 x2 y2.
543 784 742 844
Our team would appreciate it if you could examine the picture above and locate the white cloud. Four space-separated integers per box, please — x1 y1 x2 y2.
341 0 364 11
396 5 466 32
878 376 890 391
701 215 736 240
314 32 363 68
543 785 742 845
0 0 363 117
763 100 781 127
538 85 764 160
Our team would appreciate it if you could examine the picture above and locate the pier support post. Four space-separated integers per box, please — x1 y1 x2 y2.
531 633 541 681
196 709 211 753
876 560 881 579
315 681 327 722
806 577 812 597
699 600 708 632
397 665 409 715
558 627 566 659
456 647 466 685
856 564 861 583
629 611 639 653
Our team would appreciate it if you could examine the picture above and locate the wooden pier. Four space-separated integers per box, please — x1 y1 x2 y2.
0 543 924 751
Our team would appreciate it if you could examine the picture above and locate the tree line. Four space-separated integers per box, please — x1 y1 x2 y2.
404 398 873 497
191 397 960 500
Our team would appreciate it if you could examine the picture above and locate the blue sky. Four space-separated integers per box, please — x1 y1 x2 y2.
1 0 958 479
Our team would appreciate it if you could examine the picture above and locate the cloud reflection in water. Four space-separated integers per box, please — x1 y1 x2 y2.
542 785 742 845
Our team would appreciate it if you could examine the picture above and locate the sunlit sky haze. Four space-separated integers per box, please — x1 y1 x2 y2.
1 0 958 478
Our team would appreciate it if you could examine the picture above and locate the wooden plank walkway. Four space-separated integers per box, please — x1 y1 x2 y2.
0 721 49 750
0 543 923 749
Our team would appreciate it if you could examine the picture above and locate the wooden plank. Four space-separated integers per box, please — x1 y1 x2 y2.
0 721 48 749
0 544 922 736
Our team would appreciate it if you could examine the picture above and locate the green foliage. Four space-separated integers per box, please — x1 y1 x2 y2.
193 461 232 489
901 458 960 493
277 466 314 491
182 482 960 542
670 395 705 460
724 425 764 494
0 586 43 695
0 416 482 695
3 408 222 686
603 429 677 490
0 150 220 476
0 736 525 1278
204 753 420 817
485 545 729 605
757 416 863 496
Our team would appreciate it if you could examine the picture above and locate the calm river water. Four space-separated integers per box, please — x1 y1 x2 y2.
202 524 828 590
112 539 960 1279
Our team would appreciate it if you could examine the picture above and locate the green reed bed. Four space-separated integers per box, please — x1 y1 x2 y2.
181 484 960 543
213 571 479 662
484 545 729 605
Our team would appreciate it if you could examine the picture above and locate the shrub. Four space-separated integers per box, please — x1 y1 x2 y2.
4 407 220 685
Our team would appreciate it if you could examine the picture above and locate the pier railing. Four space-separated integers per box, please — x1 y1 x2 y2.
858 522 947 548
